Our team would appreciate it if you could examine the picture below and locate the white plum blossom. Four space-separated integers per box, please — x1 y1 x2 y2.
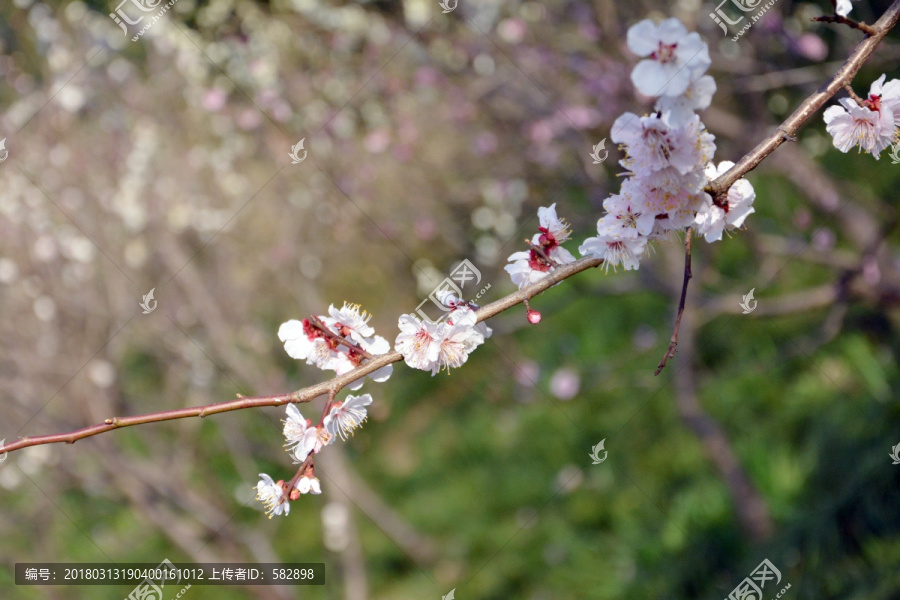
278 319 332 368
505 204 577 290
433 307 485 374
655 75 716 127
823 75 900 158
322 302 376 346
611 112 716 176
394 307 487 375
869 74 900 121
283 404 319 461
597 187 656 239
504 246 576 288
634 174 710 231
824 97 896 157
579 230 647 271
324 394 373 441
694 161 756 242
295 476 322 495
282 404 331 463
395 314 442 371
278 303 393 390
256 473 288 518
836 0 858 16
535 203 571 245
627 18 711 97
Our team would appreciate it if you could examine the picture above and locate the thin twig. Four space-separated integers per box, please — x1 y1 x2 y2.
0 257 604 456
706 0 900 201
842 82 865 105
309 315 375 361
814 14 878 36
525 240 557 266
283 454 314 503
655 230 693 376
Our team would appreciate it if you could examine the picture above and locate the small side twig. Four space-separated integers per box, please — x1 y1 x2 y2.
842 82 865 105
655 229 693 376
309 315 375 360
525 239 558 266
814 14 877 36
283 454 314 503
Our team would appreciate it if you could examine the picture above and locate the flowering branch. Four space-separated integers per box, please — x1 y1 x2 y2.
706 0 900 201
7 2 900 521
0 256 603 458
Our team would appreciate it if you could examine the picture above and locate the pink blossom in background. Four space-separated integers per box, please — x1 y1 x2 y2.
202 88 227 112
795 33 828 62
365 129 391 154
549 367 580 400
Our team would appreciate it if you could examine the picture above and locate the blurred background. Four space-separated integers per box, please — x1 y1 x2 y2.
1 0 900 598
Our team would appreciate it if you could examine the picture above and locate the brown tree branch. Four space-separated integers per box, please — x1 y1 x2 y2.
0 257 603 456
655 230 693 376
706 0 900 201
814 14 877 36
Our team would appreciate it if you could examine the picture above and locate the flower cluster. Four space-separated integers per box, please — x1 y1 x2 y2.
263 17 762 516
578 18 753 270
823 74 900 158
255 393 376 517
278 302 393 390
395 306 488 374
